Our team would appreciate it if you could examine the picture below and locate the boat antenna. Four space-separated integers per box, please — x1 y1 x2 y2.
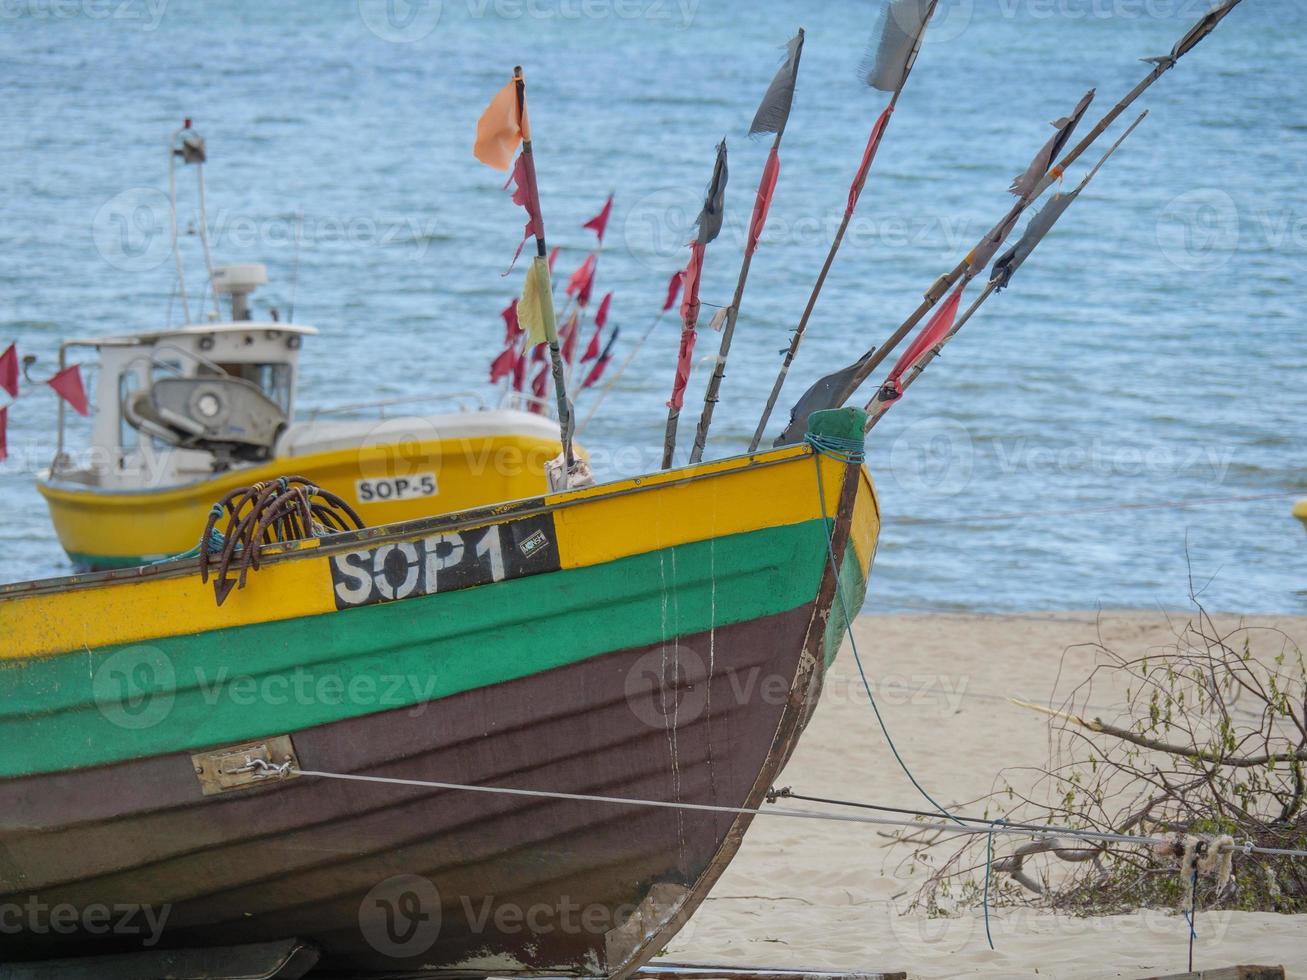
288 209 302 324
167 120 191 326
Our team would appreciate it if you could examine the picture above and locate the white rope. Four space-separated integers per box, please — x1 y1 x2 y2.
250 763 1307 860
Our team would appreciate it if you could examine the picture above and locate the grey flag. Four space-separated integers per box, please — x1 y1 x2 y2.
773 350 878 447
695 140 729 245
1146 0 1243 66
967 204 1022 275
989 187 1082 291
861 0 933 93
1007 89 1095 199
750 30 804 137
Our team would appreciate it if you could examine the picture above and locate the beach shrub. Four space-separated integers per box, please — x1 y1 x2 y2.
905 603 1307 916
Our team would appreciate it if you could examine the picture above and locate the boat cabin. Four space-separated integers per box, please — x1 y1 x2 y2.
51 314 317 491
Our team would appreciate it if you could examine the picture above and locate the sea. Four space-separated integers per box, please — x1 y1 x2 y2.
1 0 1303 614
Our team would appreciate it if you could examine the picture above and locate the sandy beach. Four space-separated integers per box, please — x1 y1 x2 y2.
667 611 1307 979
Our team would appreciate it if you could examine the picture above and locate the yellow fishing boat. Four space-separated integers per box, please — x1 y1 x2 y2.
36 318 567 569
35 124 572 571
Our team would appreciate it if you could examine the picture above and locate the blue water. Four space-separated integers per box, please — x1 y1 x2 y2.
1 0 1303 613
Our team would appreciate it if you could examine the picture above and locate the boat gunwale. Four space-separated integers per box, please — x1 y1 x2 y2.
2 444 819 601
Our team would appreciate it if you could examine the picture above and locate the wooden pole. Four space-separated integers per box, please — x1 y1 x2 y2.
689 28 804 464
515 66 575 470
863 111 1147 430
749 1 938 452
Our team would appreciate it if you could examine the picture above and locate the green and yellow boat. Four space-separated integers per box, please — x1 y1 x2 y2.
0 409 878 978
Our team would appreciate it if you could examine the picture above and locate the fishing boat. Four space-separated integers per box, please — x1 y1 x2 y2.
0 407 878 978
35 124 570 572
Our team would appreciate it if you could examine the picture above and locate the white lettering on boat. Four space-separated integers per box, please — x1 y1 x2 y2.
329 514 559 610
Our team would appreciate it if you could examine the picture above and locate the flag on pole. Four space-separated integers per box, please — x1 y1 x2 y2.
669 241 706 411
663 269 686 312
490 343 518 383
750 30 803 136
501 298 521 344
0 343 17 399
48 365 89 416
879 281 965 401
505 153 546 269
582 327 621 388
747 147 781 257
991 187 1083 291
566 254 598 306
1147 0 1242 66
582 194 614 243
474 78 529 171
846 105 893 219
1008 89 1095 198
694 141 729 245
518 256 557 347
560 310 580 364
861 0 934 92
581 292 613 362
594 291 613 329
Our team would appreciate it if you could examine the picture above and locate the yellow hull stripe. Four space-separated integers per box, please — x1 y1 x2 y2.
3 448 869 662
37 434 564 563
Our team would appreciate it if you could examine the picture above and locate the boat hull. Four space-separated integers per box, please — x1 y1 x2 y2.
35 412 566 571
1 417 878 977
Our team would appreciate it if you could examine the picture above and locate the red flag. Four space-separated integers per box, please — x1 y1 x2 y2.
846 105 893 220
501 298 521 344
679 241 706 331
662 269 686 312
882 282 965 400
547 245 561 273
0 406 7 463
0 343 17 399
581 325 602 363
582 194 613 244
490 344 518 383
582 326 621 389
513 343 528 390
594 291 613 329
667 327 698 412
746 147 781 258
566 254 597 307
530 364 549 413
504 153 545 271
48 365 89 417
560 310 580 364
532 341 547 363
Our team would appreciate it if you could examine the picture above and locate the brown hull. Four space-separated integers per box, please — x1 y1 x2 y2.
0 604 829 977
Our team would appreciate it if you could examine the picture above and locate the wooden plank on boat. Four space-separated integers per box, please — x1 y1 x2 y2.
1135 967 1285 980
0 938 319 980
633 964 907 980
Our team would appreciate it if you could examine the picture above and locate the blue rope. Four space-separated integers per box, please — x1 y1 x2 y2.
150 504 228 564
805 434 964 829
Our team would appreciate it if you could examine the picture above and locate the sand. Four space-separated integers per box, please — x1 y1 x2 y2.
665 611 1307 978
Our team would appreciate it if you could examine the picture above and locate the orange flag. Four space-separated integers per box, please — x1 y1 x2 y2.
474 77 529 171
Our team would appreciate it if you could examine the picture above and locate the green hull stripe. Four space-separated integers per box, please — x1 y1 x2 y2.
0 519 831 779
66 552 158 571
821 549 869 670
